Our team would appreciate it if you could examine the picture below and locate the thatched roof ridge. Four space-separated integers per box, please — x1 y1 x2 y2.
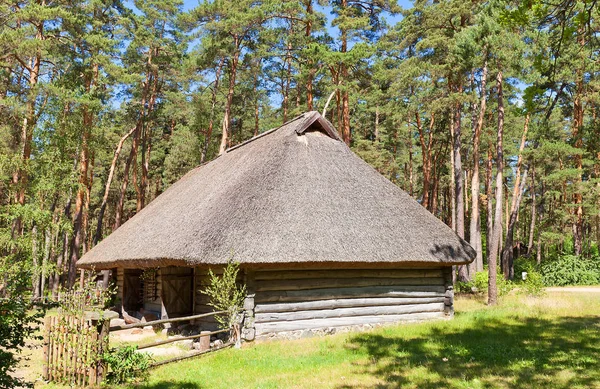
78 111 475 270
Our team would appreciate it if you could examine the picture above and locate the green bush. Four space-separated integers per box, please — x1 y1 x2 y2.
455 270 514 297
513 257 537 276
540 255 600 286
103 345 153 384
201 260 246 330
520 270 546 296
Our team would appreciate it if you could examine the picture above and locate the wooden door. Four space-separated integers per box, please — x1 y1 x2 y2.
162 272 193 317
123 269 143 312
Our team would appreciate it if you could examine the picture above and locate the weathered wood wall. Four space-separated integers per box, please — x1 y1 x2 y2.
115 267 124 310
247 268 450 337
193 267 224 329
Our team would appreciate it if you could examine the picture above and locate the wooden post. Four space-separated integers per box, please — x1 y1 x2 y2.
89 327 98 385
242 270 256 341
97 319 109 383
79 269 85 289
199 331 211 351
442 267 454 316
43 316 51 380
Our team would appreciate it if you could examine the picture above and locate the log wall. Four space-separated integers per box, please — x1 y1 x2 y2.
249 267 450 337
115 267 124 310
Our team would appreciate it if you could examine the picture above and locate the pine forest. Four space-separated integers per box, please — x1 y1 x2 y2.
1 0 600 305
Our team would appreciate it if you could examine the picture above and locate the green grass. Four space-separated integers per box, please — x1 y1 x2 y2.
34 290 600 389
114 291 600 389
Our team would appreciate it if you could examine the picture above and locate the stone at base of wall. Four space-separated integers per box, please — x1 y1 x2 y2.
254 316 451 342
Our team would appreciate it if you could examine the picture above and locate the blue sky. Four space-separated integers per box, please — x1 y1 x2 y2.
180 0 414 30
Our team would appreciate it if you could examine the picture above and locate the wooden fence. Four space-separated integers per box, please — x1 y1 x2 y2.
42 316 109 386
43 310 240 386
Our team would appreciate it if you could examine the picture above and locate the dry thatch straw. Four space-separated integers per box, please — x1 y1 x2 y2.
78 112 475 270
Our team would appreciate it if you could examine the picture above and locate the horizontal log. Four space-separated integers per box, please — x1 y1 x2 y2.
255 303 445 323
110 310 228 332
255 311 446 335
255 269 443 281
256 277 445 292
255 297 445 313
137 328 229 350
148 342 233 368
255 285 446 303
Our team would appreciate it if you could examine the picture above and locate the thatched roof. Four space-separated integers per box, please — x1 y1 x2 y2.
78 111 475 270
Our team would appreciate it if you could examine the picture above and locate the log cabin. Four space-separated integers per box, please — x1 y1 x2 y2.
77 111 475 340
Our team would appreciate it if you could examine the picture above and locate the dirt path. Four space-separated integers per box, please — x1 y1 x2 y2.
546 286 600 293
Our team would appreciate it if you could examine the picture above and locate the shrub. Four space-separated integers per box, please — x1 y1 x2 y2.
103 345 153 384
201 260 246 332
520 270 546 296
0 260 44 389
454 270 513 297
540 255 600 286
513 257 537 276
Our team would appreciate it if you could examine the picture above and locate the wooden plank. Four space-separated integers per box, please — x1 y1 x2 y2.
255 269 443 281
255 297 445 313
109 310 228 331
256 277 445 292
255 303 445 323
255 285 446 303
137 328 229 350
43 316 51 380
255 311 447 335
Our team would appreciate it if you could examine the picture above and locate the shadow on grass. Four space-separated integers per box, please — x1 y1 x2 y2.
340 315 600 389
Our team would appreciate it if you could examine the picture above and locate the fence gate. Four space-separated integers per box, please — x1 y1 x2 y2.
43 315 109 386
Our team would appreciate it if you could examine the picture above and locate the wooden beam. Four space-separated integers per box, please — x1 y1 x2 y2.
255 269 443 281
148 342 233 367
255 297 445 313
255 285 446 303
256 277 445 292
109 310 228 332
255 312 446 335
255 303 445 323
137 328 229 350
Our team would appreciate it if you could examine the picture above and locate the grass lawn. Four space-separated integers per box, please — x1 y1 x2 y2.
31 290 600 389
116 290 600 389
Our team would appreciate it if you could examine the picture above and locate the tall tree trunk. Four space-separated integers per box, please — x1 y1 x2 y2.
254 61 260 137
486 147 493 264
305 0 314 111
69 54 98 287
502 168 528 280
453 82 468 282
488 70 504 306
201 57 225 164
69 105 92 287
339 0 351 145
83 151 94 253
501 113 529 278
470 58 487 273
282 23 293 123
220 37 240 155
31 225 39 298
572 29 585 255
12 23 42 235
527 166 536 255
95 127 136 245
417 111 434 210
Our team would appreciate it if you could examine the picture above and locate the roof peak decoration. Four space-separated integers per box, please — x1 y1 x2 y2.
226 111 340 153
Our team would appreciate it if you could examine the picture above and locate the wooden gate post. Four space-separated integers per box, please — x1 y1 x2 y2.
96 318 110 383
42 316 51 380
